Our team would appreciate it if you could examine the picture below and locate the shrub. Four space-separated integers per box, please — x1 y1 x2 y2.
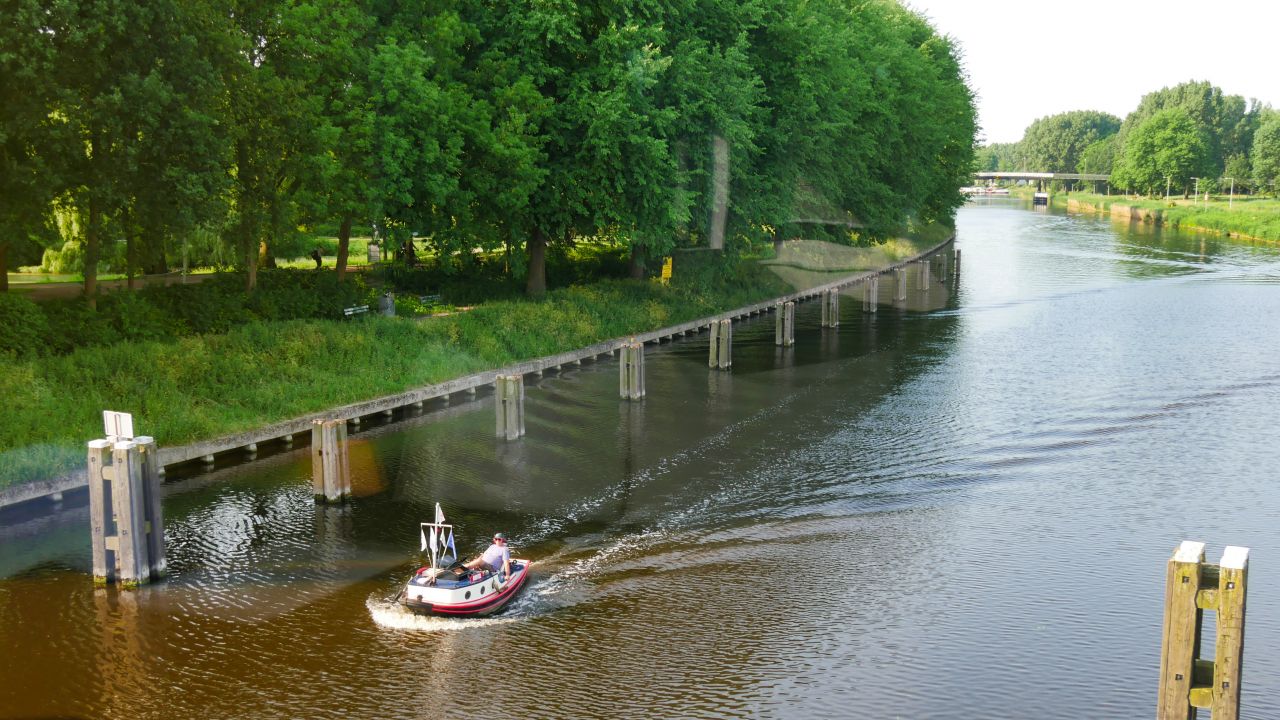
0 293 50 358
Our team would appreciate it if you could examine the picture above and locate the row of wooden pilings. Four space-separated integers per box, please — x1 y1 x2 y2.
85 246 959 581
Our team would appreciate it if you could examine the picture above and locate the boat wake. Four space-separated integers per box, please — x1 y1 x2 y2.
366 595 522 632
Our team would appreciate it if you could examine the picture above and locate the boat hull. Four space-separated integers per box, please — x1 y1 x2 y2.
401 560 531 617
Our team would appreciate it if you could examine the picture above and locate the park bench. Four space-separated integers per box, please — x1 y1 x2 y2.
342 304 370 318
419 294 442 304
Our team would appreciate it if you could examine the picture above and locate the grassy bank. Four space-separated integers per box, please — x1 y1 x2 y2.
1054 192 1280 243
0 238 936 490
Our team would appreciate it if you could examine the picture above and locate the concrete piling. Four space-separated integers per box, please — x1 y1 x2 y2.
495 374 526 440
311 419 352 503
619 342 646 401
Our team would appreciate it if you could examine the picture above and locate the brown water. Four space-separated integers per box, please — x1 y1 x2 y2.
4 200 1280 719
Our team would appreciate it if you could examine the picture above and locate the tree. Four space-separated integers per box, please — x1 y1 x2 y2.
1111 108 1210 196
0 0 61 292
975 142 1022 172
1019 110 1120 173
1078 135 1118 176
1251 112 1280 196
1118 81 1259 177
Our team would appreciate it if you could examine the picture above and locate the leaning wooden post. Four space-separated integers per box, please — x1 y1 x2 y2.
87 440 113 585
709 320 722 367
135 436 167 578
110 441 150 587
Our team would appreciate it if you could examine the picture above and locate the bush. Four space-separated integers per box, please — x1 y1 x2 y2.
0 293 50 358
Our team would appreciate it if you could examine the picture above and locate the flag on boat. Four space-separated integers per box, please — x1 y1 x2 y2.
429 526 439 555
420 526 428 552
443 529 457 563
435 502 446 525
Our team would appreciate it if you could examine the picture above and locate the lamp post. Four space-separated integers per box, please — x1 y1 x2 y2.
1164 176 1171 202
1191 177 1200 207
1225 177 1235 209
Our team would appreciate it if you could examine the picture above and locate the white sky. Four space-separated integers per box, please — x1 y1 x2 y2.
905 0 1280 144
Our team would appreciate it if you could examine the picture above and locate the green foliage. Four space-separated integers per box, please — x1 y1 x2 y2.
1117 80 1260 178
1112 108 1211 195
1019 110 1121 173
0 293 49 358
1079 135 1119 175
976 142 1023 172
1252 113 1280 193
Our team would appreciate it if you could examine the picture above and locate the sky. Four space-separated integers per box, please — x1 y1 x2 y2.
905 0 1280 144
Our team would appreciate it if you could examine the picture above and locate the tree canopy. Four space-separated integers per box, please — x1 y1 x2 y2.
1 0 977 296
1019 110 1120 174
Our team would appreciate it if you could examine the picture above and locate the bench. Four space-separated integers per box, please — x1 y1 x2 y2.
419 294 442 304
342 304 370 318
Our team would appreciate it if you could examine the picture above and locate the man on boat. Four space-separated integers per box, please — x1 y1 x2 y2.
465 533 512 580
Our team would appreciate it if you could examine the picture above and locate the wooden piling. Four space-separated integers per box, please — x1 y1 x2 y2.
1157 541 1251 720
776 301 796 345
311 419 351 503
135 436 167 579
87 440 112 585
954 248 961 276
110 441 150 587
1212 546 1249 719
919 259 931 291
863 276 879 313
821 291 839 328
619 342 646 400
495 375 526 440
709 318 732 369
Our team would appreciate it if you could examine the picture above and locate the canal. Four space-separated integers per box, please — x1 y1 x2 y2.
3 198 1279 719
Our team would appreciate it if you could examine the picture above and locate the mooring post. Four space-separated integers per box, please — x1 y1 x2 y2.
777 301 795 345
619 342 646 400
711 318 732 369
110 441 150 587
709 321 722 368
87 440 112 585
954 248 962 276
135 436 167 579
311 419 351 503
495 375 526 440
1156 541 1250 720
775 301 785 344
919 259 931 291
863 276 879 313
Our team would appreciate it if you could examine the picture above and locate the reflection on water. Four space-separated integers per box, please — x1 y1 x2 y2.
3 201 1280 719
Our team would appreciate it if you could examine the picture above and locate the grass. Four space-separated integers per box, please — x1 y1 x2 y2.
0 260 797 490
1052 192 1280 243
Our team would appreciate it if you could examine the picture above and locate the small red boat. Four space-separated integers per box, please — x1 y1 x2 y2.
398 504 531 617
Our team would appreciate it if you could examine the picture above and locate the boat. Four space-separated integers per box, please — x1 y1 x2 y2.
398 504 531 617
961 185 1011 196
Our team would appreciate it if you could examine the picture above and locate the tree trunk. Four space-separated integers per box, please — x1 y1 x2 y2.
0 241 8 293
124 206 138 291
628 245 645 279
336 214 352 281
526 227 547 298
773 227 784 256
85 191 101 308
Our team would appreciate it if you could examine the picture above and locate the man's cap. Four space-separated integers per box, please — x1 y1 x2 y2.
493 532 507 541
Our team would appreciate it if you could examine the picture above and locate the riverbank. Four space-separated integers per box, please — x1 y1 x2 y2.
1051 192 1280 243
0 234 950 503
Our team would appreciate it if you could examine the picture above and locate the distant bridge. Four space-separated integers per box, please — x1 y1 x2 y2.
975 171 1110 182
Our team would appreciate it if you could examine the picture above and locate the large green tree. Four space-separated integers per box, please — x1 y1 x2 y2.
0 0 61 292
1118 80 1258 178
1251 112 1280 195
1019 110 1120 173
1111 108 1211 196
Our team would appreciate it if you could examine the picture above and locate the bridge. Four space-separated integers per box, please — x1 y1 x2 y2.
975 171 1109 182
974 171 1110 193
